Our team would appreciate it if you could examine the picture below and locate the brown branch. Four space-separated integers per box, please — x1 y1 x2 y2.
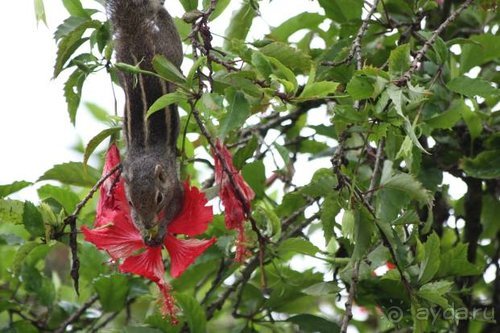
54 294 99 333
395 0 475 86
61 163 121 295
340 261 360 333
322 0 381 67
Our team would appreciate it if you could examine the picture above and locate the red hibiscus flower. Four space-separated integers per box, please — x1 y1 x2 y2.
82 144 215 321
212 139 255 262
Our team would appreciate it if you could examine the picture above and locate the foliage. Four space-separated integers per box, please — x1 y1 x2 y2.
1 0 499 332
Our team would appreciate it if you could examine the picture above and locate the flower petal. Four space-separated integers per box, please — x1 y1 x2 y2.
167 182 213 237
82 210 143 259
119 246 164 282
164 235 216 278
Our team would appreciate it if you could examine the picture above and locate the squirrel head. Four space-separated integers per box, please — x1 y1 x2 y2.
122 155 183 246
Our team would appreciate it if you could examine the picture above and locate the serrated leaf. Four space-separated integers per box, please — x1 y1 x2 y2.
460 150 500 179
146 92 186 118
38 162 100 187
12 241 41 276
266 56 298 94
382 173 432 205
219 90 250 137
278 238 320 257
426 99 464 129
54 20 100 77
418 233 440 285
297 81 339 101
37 185 80 214
0 181 32 199
447 76 499 98
417 280 453 309
83 127 121 167
321 195 340 243
64 68 87 125
175 293 206 333
152 55 187 86
22 202 44 238
54 16 88 41
460 34 500 73
347 75 374 100
389 44 410 78
94 274 130 312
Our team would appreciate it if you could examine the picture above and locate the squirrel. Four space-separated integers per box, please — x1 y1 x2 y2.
107 0 184 246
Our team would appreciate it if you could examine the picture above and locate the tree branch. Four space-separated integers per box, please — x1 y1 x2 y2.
395 0 474 86
322 0 381 67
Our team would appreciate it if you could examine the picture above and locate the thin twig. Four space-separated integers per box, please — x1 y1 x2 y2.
54 294 99 333
62 163 121 294
322 0 381 67
395 0 475 86
340 261 360 333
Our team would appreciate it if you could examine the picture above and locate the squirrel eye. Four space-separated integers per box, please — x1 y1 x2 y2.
156 192 164 205
128 200 134 208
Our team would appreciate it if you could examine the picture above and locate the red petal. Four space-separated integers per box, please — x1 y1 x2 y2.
167 182 213 236
82 210 143 259
119 246 165 283
386 262 396 270
164 235 216 278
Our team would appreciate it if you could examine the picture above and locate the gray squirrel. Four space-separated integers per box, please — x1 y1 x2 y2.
107 0 184 246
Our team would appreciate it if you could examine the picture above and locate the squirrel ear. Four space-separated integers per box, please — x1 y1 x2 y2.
155 164 166 182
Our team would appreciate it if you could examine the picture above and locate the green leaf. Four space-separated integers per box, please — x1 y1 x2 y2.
34 0 47 25
37 185 80 214
94 274 130 312
54 16 88 41
437 243 483 277
38 162 100 187
321 195 341 243
460 34 500 73
460 150 500 179
233 136 258 169
0 199 24 225
152 55 187 86
266 56 298 94
269 13 324 42
0 181 32 199
175 293 206 333
287 314 340 333
146 92 186 118
278 238 320 257
318 0 362 23
297 81 339 101
417 280 453 309
54 20 100 77
389 44 411 78
460 101 482 139
12 242 41 276
224 3 256 50
426 99 464 129
203 0 230 20
64 68 87 125
447 76 499 98
22 202 44 238
179 0 198 11
62 0 91 18
418 233 441 285
347 75 375 100
241 160 266 199
259 41 312 73
219 90 250 137
83 127 121 167
382 173 432 205
302 282 340 296
251 51 273 79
